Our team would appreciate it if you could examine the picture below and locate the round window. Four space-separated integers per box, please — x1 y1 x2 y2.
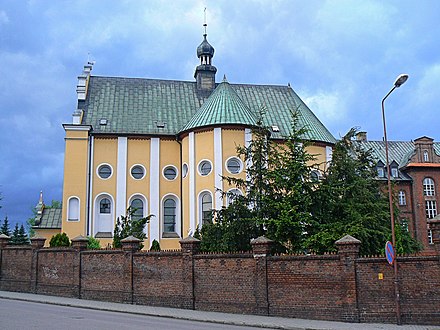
131 165 145 179
98 164 112 179
226 157 242 174
182 163 188 178
310 170 320 182
198 160 212 176
163 166 177 180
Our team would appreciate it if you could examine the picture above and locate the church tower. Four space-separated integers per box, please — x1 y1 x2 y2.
194 23 217 93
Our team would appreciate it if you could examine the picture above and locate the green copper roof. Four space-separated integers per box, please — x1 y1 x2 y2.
181 78 257 132
81 76 336 144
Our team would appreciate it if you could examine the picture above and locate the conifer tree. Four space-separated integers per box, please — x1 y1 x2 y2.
113 206 151 249
305 128 419 256
0 216 11 236
199 110 317 253
10 223 29 245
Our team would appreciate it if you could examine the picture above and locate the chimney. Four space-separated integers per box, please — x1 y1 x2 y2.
356 131 367 142
76 63 93 101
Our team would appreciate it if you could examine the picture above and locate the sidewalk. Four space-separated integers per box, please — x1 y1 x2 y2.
0 290 438 330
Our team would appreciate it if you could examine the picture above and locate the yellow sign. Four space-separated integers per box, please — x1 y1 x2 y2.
378 273 384 280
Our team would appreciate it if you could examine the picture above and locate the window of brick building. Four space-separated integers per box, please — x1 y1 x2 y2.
425 200 437 219
398 190 406 205
424 150 429 162
423 178 435 196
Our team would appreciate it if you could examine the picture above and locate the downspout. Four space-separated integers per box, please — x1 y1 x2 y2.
176 135 184 238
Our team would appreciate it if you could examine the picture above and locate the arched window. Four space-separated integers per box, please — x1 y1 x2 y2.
424 150 429 162
130 198 144 221
226 189 243 206
310 170 320 182
398 191 406 206
68 197 80 221
200 192 212 225
100 198 111 214
163 198 176 233
423 178 435 196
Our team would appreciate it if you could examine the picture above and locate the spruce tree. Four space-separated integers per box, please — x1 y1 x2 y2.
113 206 151 249
1 216 11 236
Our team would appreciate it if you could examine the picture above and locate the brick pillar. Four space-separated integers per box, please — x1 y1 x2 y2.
0 234 9 288
71 235 89 251
428 218 440 254
121 236 141 304
251 236 273 316
336 235 361 322
30 237 46 250
121 236 141 252
180 236 200 310
71 235 89 298
30 237 45 293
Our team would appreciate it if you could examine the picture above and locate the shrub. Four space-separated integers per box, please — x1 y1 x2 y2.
87 236 101 249
49 233 70 247
150 239 161 251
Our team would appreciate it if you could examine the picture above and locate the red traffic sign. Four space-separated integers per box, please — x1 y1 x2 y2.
385 241 395 265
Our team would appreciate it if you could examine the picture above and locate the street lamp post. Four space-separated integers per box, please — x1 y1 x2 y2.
381 73 408 325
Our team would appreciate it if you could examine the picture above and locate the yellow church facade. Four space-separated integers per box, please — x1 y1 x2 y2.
34 32 336 249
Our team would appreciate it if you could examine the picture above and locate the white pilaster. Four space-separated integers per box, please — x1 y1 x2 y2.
326 146 333 162
116 137 127 220
189 132 196 234
245 128 252 182
150 138 160 244
214 128 223 210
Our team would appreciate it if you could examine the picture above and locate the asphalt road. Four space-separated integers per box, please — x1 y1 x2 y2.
0 299 274 330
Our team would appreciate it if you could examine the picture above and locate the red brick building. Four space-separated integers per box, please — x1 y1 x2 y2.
356 133 440 253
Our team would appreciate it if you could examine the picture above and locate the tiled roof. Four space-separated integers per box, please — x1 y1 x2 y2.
81 76 336 144
33 207 62 229
355 140 440 167
181 79 257 132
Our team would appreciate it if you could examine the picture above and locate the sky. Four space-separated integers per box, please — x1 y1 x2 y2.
0 0 439 229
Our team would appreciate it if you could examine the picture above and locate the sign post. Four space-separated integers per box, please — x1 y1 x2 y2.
385 241 395 265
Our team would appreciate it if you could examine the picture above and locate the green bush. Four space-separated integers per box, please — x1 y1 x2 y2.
87 236 101 249
49 233 70 247
150 239 161 251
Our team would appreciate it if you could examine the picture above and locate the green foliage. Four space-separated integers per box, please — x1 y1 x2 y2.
87 236 101 249
199 110 317 253
1 216 11 236
150 239 161 251
113 207 152 249
49 232 71 247
9 223 29 245
306 128 402 256
394 218 422 255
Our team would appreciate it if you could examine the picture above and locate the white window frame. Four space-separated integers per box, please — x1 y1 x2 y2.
425 200 437 219
198 159 213 176
162 165 178 181
226 188 243 206
198 190 213 226
130 164 146 180
97 163 113 180
182 163 189 178
424 150 429 162
161 194 181 238
398 190 406 206
225 157 243 175
67 196 80 222
423 178 435 196
391 167 398 178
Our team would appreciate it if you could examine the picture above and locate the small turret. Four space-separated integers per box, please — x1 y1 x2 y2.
194 22 217 93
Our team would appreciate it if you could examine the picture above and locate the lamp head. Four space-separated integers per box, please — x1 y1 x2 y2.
394 74 409 88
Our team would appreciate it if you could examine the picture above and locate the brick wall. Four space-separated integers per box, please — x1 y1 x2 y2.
0 237 439 325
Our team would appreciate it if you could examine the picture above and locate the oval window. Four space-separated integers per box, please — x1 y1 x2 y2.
163 166 177 180
198 160 212 176
131 165 145 179
226 157 242 174
98 164 112 179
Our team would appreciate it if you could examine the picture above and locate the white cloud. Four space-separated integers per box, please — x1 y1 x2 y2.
302 89 345 127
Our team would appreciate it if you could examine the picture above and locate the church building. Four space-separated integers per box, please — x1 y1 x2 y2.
33 30 336 249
